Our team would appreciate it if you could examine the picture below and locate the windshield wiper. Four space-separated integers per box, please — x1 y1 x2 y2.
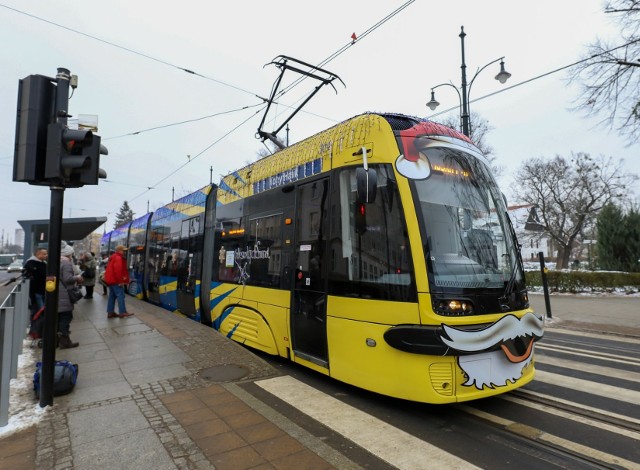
499 259 518 312
499 211 523 312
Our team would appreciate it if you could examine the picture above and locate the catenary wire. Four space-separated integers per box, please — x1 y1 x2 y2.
103 103 265 140
0 3 260 98
126 105 266 204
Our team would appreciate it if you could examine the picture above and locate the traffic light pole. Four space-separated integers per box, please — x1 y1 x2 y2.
39 68 70 408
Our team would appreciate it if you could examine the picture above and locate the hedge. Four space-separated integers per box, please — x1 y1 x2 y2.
525 270 640 294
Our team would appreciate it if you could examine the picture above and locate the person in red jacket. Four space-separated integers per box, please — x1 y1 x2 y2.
104 245 133 318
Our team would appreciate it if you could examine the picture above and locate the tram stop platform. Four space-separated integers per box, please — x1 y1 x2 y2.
0 293 363 470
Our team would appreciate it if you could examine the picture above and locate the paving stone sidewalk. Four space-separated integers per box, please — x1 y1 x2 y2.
0 294 354 470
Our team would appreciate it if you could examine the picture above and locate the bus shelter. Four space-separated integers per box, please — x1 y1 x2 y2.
18 217 107 260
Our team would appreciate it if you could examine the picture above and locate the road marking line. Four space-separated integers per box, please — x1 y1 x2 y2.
516 389 640 427
458 405 638 469
546 328 640 344
536 354 640 383
256 376 478 470
536 370 640 405
500 394 640 440
537 344 640 367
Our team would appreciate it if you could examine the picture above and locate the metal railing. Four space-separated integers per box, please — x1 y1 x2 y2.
1 277 30 427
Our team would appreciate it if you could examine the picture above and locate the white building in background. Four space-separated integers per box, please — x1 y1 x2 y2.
14 228 24 249
507 205 552 261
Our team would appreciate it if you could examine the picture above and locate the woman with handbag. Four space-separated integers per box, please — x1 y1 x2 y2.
58 242 83 349
79 252 98 299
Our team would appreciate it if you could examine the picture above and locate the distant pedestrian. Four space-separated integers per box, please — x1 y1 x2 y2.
23 247 48 340
104 245 133 318
98 253 109 295
79 251 98 299
23 247 48 312
58 242 81 348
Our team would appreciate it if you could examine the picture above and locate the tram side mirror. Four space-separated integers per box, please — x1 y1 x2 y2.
356 167 377 204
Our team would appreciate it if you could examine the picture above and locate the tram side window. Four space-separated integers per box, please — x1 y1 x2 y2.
212 198 246 284
328 165 416 302
245 214 283 287
147 228 164 286
166 235 180 277
212 195 285 288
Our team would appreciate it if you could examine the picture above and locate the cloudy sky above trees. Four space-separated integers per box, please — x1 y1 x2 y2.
1 0 638 243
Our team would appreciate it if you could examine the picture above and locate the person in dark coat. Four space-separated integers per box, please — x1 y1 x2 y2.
23 248 48 340
58 242 82 349
98 253 109 295
23 248 48 312
79 251 98 299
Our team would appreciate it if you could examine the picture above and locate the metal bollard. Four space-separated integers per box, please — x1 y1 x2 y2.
538 252 553 319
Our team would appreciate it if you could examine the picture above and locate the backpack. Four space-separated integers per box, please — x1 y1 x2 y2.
33 360 79 398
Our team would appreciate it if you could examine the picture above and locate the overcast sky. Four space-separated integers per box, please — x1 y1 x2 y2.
1 0 638 247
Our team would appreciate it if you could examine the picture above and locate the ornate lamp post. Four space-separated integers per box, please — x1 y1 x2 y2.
426 26 512 137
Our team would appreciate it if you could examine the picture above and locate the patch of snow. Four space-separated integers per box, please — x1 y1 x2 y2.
0 339 51 438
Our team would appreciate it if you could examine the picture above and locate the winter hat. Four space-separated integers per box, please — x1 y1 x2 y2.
61 242 74 257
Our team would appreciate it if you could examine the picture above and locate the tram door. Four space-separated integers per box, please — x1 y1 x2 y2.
177 216 200 317
291 178 329 366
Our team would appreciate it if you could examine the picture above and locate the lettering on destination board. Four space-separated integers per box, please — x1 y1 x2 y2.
432 164 469 178
253 158 322 194
235 241 271 261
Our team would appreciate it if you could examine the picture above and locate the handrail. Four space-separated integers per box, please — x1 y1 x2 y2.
1 278 30 427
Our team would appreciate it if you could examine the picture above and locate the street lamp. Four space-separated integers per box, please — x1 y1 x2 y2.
426 26 512 137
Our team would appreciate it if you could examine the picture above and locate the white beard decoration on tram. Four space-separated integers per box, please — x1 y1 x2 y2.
439 312 544 389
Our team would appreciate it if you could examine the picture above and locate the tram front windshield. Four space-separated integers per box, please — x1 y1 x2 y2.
412 144 522 290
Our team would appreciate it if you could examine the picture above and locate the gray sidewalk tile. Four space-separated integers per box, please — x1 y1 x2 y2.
72 428 175 470
122 363 190 386
60 380 134 407
118 350 191 373
68 401 149 445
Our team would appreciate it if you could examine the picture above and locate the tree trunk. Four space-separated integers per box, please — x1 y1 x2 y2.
558 244 573 270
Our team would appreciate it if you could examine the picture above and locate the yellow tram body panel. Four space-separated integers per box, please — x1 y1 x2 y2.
326 317 536 404
325 296 537 403
210 284 291 357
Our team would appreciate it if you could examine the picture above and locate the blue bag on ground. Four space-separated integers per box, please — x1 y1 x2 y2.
33 360 79 398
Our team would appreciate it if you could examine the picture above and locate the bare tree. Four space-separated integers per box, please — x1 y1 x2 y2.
511 152 637 269
252 141 280 165
437 111 503 177
568 1 640 144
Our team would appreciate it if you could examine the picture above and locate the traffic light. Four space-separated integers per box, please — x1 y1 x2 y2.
80 133 108 185
354 200 367 235
13 74 55 185
44 123 107 187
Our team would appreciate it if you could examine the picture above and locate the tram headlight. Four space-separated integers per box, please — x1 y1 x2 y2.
436 299 474 316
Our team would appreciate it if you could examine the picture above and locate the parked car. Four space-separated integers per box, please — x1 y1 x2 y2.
6 260 24 273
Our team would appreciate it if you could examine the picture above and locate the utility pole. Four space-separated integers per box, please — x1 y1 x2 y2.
13 66 108 407
40 67 71 407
